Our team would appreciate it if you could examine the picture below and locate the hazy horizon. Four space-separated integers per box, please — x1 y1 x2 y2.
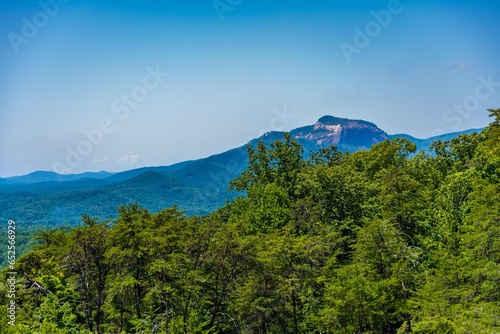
1 0 500 177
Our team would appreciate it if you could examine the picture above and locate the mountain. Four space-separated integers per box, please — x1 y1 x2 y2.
292 115 389 151
0 170 115 185
0 115 482 228
388 128 482 150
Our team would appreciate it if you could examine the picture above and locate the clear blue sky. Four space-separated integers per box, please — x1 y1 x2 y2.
1 0 500 177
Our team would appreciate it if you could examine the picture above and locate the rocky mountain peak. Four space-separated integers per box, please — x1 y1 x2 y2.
292 115 389 149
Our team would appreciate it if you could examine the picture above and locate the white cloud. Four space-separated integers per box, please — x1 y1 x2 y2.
129 154 139 163
117 154 140 164
92 157 111 165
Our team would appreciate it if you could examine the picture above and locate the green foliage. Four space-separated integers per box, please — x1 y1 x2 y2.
0 228 40 269
2 110 499 333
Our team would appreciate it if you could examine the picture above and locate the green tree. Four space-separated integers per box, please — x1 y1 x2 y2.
230 133 304 199
104 204 151 332
63 214 110 333
321 219 422 333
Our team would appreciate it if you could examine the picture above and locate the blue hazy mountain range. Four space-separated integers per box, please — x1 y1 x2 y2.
0 116 481 228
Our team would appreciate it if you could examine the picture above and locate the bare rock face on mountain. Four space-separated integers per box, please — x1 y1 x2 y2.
291 116 389 149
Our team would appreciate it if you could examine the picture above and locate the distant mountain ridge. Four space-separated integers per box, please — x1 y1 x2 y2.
1 170 115 185
0 115 483 228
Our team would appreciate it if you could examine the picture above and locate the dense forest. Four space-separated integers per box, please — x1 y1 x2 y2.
1 109 499 333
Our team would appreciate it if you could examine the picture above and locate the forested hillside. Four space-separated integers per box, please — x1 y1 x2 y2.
1 109 499 333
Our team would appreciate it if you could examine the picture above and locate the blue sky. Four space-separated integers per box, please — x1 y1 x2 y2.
1 0 500 177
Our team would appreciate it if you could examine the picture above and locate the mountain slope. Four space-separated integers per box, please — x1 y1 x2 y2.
0 115 483 228
388 128 483 152
0 171 219 228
